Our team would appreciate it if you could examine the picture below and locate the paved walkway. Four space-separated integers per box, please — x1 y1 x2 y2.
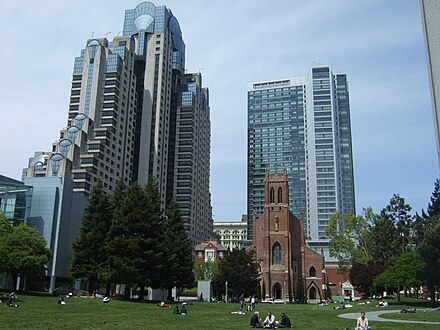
338 309 440 325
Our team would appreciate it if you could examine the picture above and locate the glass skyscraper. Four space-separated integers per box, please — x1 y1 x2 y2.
247 65 355 251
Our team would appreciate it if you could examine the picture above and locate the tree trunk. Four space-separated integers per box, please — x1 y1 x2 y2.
397 284 401 302
429 285 436 307
105 282 111 296
139 285 145 300
123 285 130 299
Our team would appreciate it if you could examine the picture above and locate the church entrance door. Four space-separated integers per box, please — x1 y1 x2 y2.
272 282 282 299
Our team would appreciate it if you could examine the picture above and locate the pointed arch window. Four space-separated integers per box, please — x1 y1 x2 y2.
278 187 283 204
309 266 316 278
272 242 282 265
270 187 275 203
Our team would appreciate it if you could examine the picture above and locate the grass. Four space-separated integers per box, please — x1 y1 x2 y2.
0 292 439 329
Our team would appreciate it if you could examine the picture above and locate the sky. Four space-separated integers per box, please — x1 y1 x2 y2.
0 0 438 221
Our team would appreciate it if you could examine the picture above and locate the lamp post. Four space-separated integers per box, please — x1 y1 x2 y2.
225 281 228 303
283 270 288 304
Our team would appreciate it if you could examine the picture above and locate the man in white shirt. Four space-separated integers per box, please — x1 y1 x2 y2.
263 311 275 328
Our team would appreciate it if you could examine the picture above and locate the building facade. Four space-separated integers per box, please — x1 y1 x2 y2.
247 65 355 255
213 215 247 250
24 2 213 244
420 0 440 166
253 170 327 302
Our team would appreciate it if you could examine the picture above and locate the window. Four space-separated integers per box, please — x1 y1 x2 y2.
278 187 283 203
205 250 215 261
198 251 202 258
270 187 275 203
309 266 316 277
272 243 282 264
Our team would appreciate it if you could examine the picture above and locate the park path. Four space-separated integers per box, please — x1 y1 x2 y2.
338 309 440 325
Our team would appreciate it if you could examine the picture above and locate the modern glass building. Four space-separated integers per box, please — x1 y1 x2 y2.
25 2 213 245
247 65 355 253
0 175 32 222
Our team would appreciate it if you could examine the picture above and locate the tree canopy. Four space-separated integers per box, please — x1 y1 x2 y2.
213 249 260 298
0 223 52 279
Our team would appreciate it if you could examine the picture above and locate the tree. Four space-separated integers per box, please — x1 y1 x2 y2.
325 209 372 269
164 199 194 292
418 220 440 306
71 181 112 292
0 213 13 237
379 194 414 255
0 224 52 287
214 249 260 298
349 261 385 296
106 178 165 299
367 215 401 268
195 260 218 281
373 252 427 302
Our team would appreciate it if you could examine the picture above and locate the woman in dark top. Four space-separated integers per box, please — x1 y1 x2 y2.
278 312 292 328
250 311 262 328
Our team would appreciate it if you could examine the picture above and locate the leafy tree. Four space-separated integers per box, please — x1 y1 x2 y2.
195 260 218 281
418 220 440 306
71 181 112 292
213 249 260 298
0 213 13 237
325 209 372 269
349 261 385 296
164 199 194 292
0 224 52 287
373 252 427 302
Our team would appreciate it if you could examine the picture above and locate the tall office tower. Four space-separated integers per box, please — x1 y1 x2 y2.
247 65 355 252
420 0 440 166
26 36 137 195
25 2 213 244
167 73 213 243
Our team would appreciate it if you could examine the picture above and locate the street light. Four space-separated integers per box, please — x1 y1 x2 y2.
225 281 228 303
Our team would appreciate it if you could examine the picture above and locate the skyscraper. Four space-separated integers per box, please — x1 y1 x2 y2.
247 65 355 252
25 2 212 244
420 0 440 166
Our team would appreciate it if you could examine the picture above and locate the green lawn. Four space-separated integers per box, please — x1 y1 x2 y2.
0 292 439 329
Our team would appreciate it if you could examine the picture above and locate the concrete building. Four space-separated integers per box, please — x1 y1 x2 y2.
213 215 247 250
247 65 355 257
420 0 440 166
25 2 213 245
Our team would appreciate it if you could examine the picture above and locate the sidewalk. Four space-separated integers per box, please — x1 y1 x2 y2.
338 310 440 325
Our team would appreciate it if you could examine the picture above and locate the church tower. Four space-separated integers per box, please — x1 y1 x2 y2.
253 168 326 302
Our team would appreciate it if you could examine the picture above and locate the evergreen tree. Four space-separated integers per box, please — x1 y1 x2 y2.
379 194 414 255
71 181 112 291
106 178 165 299
367 215 401 267
418 220 440 306
427 179 440 219
164 199 194 292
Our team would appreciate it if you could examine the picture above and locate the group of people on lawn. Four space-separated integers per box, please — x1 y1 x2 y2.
250 311 292 328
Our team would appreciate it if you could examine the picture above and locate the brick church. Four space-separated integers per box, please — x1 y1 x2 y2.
252 169 330 303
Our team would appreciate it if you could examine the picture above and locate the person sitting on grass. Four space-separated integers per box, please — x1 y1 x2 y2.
58 295 66 305
181 304 187 315
249 311 262 328
173 306 180 314
102 296 110 303
262 311 276 328
355 311 370 330
277 312 292 328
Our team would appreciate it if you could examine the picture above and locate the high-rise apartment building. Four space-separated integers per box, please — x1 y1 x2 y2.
420 0 440 166
25 2 212 244
247 65 355 252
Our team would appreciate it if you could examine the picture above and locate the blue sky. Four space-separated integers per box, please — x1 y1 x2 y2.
0 0 438 220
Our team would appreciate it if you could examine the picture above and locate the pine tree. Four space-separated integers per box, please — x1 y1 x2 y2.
164 199 194 293
71 181 112 291
106 178 165 299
